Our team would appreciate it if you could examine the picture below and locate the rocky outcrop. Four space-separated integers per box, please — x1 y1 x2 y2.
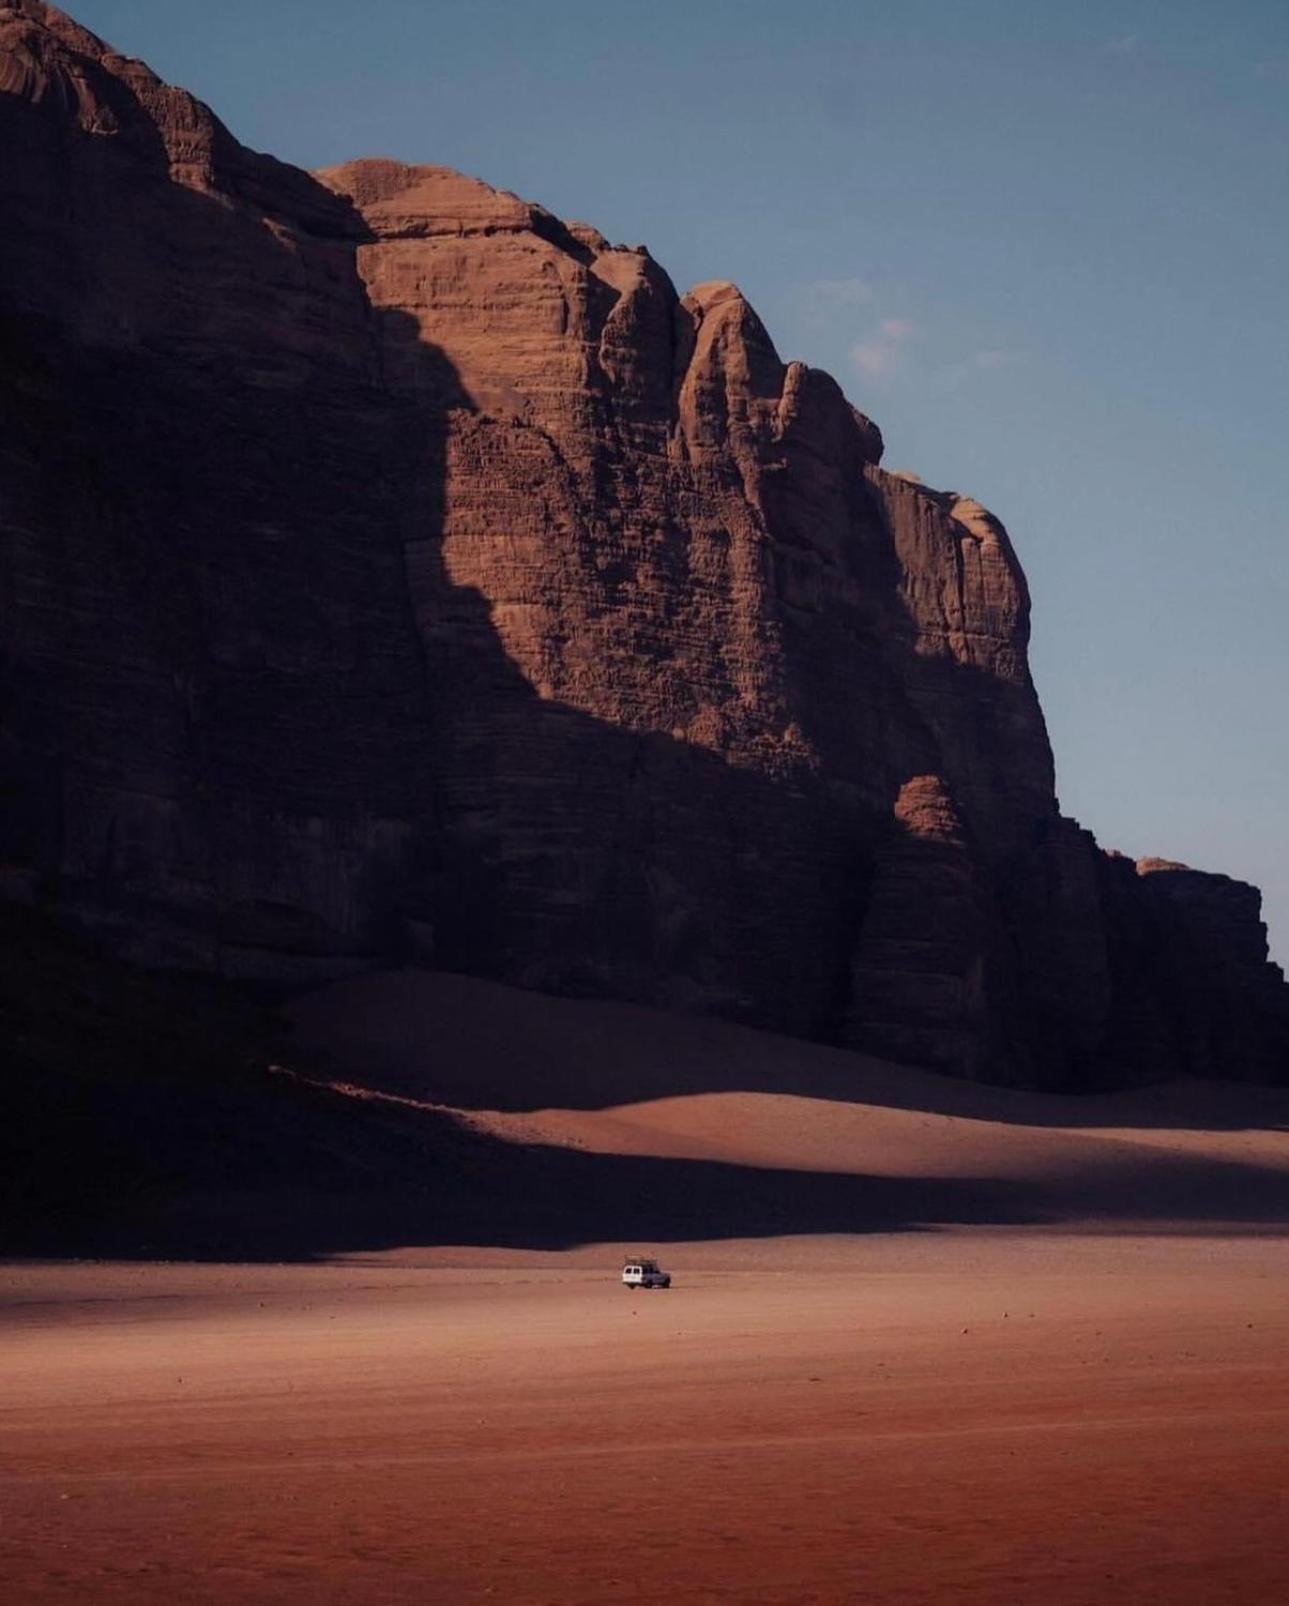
1 2 1285 1088
1129 861 1289 1083
846 776 999 1079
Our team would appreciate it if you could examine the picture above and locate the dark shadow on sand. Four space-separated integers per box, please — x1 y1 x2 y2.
287 969 1289 1136
6 1032 1289 1264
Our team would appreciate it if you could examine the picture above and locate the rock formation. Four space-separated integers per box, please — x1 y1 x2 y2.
1 1 1285 1088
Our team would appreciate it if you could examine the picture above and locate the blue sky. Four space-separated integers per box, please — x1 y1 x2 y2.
73 0 1289 961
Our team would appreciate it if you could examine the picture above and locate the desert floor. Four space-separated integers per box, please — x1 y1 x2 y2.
5 971 1289 1603
4 1236 1289 1605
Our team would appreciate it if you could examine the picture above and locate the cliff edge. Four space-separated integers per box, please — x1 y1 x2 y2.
2 2 1285 1087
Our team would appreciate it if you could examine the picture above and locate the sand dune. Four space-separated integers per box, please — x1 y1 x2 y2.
6 970 1289 1602
289 968 1289 1234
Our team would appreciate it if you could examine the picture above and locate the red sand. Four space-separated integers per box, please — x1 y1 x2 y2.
288 969 1289 1232
5 972 1289 1602
4 1238 1289 1604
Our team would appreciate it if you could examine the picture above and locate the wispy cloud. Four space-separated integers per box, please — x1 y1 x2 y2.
851 317 918 380
1253 57 1289 81
1104 33 1139 56
794 276 875 324
931 348 1025 393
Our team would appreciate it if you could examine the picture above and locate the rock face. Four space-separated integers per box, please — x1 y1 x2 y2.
0 0 432 987
1 2 1285 1087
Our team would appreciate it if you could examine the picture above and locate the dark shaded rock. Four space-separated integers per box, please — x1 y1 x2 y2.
846 775 997 1079
1 3 1284 1088
1131 860 1289 1083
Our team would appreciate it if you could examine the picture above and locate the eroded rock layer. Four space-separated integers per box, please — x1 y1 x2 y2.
2 1 1285 1086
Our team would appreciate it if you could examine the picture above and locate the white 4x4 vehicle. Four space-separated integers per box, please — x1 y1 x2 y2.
622 1258 671 1289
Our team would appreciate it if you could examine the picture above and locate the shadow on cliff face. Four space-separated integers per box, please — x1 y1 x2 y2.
1 60 872 1043
0 64 443 978
7 15 1261 1099
351 294 1289 1093
364 300 879 1047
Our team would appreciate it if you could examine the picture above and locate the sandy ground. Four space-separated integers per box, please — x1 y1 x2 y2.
3 1236 1289 1605
284 970 1289 1236
6 971 1289 1601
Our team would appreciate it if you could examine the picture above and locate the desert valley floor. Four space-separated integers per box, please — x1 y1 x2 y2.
4 972 1289 1604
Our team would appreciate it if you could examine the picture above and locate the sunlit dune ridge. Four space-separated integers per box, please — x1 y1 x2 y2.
290 968 1289 1233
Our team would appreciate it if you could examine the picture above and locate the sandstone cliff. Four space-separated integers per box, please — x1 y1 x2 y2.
1 1 1285 1087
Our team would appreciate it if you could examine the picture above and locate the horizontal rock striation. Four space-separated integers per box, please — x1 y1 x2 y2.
1 1 1285 1087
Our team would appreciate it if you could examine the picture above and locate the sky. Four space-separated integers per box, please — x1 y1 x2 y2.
71 0 1289 962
